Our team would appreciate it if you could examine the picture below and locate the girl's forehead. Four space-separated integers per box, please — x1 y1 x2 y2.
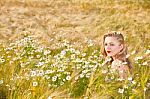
105 37 119 42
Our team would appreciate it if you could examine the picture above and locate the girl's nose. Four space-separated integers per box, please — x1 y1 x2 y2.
106 46 111 50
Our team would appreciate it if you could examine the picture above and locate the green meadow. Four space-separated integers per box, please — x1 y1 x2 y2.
0 0 150 98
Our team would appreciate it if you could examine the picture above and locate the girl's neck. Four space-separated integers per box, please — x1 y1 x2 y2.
112 55 118 61
112 55 122 62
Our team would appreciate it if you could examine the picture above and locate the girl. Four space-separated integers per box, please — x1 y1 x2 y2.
101 31 132 79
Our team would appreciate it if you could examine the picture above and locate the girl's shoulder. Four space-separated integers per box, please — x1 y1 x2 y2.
112 60 122 67
112 60 129 70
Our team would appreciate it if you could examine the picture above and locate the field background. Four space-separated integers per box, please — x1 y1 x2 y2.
0 0 150 99
0 0 150 48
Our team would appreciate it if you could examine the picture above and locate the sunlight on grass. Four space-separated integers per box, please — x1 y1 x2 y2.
0 0 150 98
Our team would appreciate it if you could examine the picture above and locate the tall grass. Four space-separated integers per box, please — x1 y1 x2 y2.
0 32 149 98
0 0 150 99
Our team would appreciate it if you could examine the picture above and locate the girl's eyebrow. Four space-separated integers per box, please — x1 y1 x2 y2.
105 42 114 44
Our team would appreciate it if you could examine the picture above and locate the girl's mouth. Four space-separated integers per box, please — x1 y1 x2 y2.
107 51 111 53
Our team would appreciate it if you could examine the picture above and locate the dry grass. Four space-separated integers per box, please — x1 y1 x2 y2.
0 0 150 48
0 1 150 98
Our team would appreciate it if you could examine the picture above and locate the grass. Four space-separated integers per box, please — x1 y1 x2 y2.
0 0 150 99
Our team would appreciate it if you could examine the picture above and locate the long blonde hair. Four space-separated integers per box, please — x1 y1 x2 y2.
101 31 132 71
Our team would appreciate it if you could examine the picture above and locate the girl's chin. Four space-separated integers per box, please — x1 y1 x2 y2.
107 53 111 55
107 53 114 57
107 53 117 58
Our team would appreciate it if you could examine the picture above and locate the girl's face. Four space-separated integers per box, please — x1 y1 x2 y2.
104 37 123 57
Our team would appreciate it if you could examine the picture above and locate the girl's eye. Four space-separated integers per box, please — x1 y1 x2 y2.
110 43 114 46
104 43 107 46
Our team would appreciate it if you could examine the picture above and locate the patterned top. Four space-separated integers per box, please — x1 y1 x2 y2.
111 60 128 79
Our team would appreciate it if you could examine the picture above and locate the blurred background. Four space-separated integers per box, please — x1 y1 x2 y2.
0 0 150 99
0 0 149 50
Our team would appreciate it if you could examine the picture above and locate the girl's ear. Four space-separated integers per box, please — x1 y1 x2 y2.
120 44 124 50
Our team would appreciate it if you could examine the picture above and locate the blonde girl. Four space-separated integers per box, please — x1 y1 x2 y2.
101 31 132 79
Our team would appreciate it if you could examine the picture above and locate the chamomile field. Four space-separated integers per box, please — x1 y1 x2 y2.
0 0 150 99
